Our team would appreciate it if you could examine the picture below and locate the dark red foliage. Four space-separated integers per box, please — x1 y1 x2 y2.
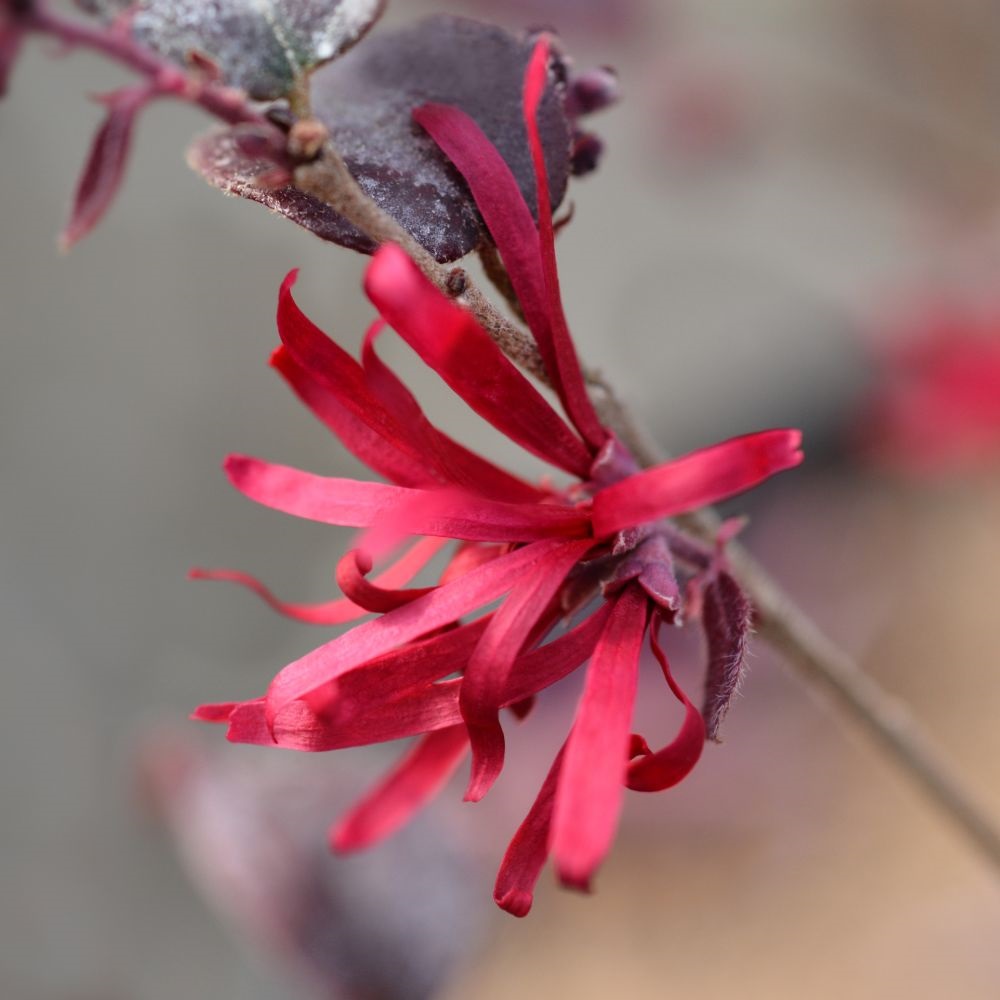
61 85 153 249
188 15 574 262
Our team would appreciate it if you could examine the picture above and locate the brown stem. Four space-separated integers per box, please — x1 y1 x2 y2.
23 3 271 129
294 147 549 380
478 243 526 323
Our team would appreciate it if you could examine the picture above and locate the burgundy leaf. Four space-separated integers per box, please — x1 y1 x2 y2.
187 15 573 262
701 570 753 742
61 86 152 250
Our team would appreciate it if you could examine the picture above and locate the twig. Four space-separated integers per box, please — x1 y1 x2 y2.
18 0 1000 872
22 2 271 129
293 148 549 381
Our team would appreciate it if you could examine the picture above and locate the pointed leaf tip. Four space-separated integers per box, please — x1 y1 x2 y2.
60 87 151 250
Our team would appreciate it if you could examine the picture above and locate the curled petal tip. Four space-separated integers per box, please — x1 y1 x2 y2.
557 868 593 894
495 890 534 918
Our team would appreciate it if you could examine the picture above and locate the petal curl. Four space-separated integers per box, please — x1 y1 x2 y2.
626 616 706 792
264 538 583 722
190 536 445 625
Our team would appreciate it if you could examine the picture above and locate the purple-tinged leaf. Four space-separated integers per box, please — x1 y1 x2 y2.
187 15 573 263
701 570 753 742
81 0 386 100
61 86 152 250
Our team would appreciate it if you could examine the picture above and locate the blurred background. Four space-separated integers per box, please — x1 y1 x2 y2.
2 0 1000 997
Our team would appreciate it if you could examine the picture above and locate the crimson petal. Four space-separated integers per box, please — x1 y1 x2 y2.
413 98 603 451
276 272 441 486
591 429 804 539
462 538 594 801
494 743 566 918
264 538 582 721
364 245 593 477
272 344 436 488
225 455 591 541
550 586 648 890
361 320 546 503
335 546 438 614
331 725 470 852
190 535 445 626
216 606 610 750
522 38 608 451
626 616 706 792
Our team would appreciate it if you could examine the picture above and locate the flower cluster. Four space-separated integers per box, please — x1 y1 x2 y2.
195 39 803 915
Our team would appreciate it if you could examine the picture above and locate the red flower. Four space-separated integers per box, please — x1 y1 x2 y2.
861 295 1000 475
195 39 803 915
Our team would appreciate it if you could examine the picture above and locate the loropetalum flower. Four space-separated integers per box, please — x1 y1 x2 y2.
195 39 803 916
861 294 1000 476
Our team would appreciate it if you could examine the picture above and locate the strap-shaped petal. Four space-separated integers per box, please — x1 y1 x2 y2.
626 616 705 792
190 536 446 625
522 38 608 450
361 321 547 503
272 344 437 488
550 586 648 890
276 272 439 484
335 546 437 614
494 743 566 918
206 605 610 751
331 725 470 852
225 455 592 541
264 538 585 723
591 429 804 539
413 97 605 452
462 538 594 802
364 244 593 477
